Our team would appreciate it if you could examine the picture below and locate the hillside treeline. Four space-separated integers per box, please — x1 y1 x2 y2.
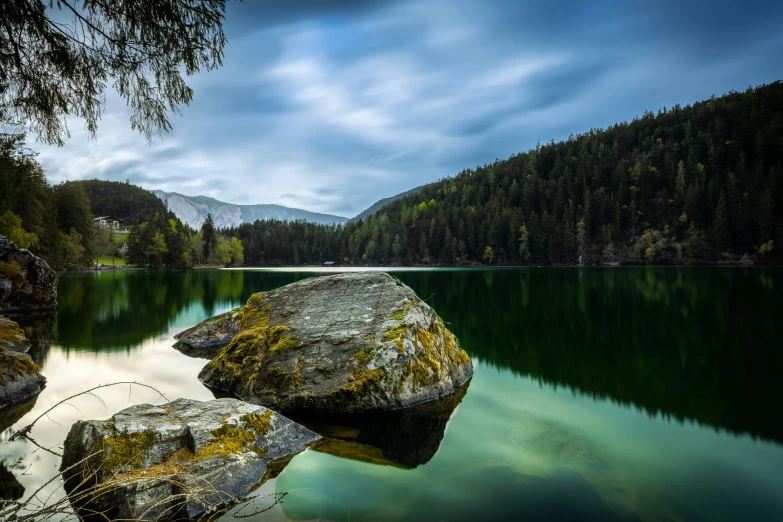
0 142 242 269
74 179 172 226
228 82 783 265
0 135 95 268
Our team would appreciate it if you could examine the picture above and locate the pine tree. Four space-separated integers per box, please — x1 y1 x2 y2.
518 224 530 260
201 213 217 263
54 181 94 263
713 191 730 252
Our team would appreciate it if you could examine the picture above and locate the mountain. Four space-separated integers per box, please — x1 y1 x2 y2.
153 191 349 229
349 186 424 223
227 81 783 266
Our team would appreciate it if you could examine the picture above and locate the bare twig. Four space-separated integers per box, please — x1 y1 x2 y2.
10 381 167 442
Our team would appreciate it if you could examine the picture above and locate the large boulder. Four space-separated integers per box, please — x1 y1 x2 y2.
0 315 45 408
0 235 57 313
60 398 320 521
197 272 473 413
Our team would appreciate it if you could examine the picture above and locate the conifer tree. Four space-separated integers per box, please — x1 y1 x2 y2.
201 213 217 263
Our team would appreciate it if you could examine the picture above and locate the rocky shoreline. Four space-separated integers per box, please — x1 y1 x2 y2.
0 315 46 408
0 235 54 409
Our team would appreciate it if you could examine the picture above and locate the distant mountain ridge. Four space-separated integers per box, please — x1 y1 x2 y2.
349 186 425 223
153 191 350 229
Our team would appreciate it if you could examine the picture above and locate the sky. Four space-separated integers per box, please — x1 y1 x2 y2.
31 0 783 218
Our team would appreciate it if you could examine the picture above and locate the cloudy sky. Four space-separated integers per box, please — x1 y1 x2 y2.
31 0 783 218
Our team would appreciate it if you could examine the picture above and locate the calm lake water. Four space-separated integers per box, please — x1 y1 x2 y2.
2 267 783 521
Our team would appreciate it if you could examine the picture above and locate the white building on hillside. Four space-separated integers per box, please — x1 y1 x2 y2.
93 216 122 230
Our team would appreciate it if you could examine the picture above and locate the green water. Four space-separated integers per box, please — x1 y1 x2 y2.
2 267 782 521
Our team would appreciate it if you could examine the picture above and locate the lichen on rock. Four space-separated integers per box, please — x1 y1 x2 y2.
196 272 473 414
61 398 320 521
0 315 45 409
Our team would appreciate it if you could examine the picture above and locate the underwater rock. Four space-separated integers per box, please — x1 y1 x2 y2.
60 397 320 521
295 381 469 469
173 308 242 359
197 272 473 413
0 462 25 502
0 393 38 433
0 316 45 409
0 235 57 313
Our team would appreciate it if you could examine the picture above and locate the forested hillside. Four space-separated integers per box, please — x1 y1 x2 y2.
228 82 783 265
0 136 95 268
0 144 242 269
74 179 172 226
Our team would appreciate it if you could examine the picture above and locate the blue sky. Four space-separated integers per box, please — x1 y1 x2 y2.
33 0 783 217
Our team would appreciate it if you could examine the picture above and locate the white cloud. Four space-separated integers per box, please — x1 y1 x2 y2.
24 0 783 217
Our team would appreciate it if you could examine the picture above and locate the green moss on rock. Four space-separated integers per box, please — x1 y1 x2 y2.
0 345 39 386
196 411 273 460
244 409 273 435
103 430 157 473
0 316 28 347
241 293 272 329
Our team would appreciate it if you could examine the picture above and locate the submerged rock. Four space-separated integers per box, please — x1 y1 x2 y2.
0 393 38 432
197 272 473 413
0 316 45 409
296 381 470 469
60 397 320 521
0 235 57 313
0 462 25 502
173 308 242 359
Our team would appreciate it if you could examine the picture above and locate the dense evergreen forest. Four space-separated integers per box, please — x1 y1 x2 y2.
74 179 172 226
227 82 783 265
3 83 782 268
0 135 95 268
0 144 243 269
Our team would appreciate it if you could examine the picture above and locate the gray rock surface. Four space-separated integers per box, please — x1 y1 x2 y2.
0 235 57 313
61 397 320 521
197 272 473 413
0 315 45 409
173 308 241 359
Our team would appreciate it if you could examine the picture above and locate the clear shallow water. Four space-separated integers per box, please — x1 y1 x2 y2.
2 267 783 521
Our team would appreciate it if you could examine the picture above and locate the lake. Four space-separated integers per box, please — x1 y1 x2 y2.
2 267 783 521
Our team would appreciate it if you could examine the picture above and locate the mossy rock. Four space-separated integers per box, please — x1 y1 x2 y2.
60 398 320 521
0 347 45 409
197 272 473 414
0 315 30 351
0 315 44 409
0 236 57 313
